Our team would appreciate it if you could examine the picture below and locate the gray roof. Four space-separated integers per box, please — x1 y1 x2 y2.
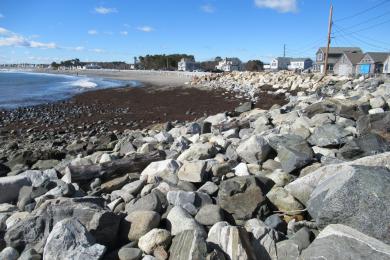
366 52 390 63
344 52 364 65
318 47 362 54
291 58 312 62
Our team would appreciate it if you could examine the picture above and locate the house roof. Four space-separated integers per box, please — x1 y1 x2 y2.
366 52 390 63
318 47 362 54
344 52 364 65
291 58 312 62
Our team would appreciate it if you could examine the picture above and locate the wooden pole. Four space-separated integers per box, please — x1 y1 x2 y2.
324 4 333 75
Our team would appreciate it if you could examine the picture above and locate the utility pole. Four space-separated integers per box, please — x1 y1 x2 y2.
283 44 286 57
324 3 333 75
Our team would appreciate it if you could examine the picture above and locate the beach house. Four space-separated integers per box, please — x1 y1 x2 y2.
314 47 362 73
289 58 313 71
356 52 390 75
334 52 364 76
216 58 243 72
270 57 291 70
178 58 199 72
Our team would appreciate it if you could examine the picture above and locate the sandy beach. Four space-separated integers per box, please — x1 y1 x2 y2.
32 69 208 89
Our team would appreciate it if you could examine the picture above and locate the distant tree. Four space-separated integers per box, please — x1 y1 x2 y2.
215 56 222 62
245 60 264 72
137 54 195 70
50 62 59 69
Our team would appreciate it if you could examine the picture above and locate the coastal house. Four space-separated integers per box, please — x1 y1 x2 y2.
334 52 364 76
84 64 102 70
289 58 313 71
216 58 243 72
270 57 291 70
356 52 390 75
178 58 199 72
384 55 390 74
314 47 362 73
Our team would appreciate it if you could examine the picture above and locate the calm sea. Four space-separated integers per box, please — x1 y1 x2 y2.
0 71 135 109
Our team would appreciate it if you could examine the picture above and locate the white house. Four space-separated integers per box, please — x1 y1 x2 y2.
270 57 291 70
384 55 390 74
178 58 198 72
289 58 313 71
216 58 243 72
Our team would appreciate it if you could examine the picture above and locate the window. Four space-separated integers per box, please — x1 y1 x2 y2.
317 52 323 61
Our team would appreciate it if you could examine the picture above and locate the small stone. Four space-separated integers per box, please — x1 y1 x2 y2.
195 204 224 226
138 229 172 255
118 247 143 260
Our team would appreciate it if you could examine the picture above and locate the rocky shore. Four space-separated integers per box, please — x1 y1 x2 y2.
0 72 390 259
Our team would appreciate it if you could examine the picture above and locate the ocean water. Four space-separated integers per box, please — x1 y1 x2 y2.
0 71 136 109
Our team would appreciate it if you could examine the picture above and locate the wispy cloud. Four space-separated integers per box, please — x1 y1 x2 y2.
201 4 215 13
74 46 85 51
0 27 57 49
88 29 98 35
94 6 117 15
137 26 154 33
254 0 298 13
120 31 128 36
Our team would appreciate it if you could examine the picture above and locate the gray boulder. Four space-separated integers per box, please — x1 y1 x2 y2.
177 160 207 183
308 124 351 147
217 176 273 222
357 112 390 141
195 205 224 226
43 218 106 260
268 134 314 173
236 135 271 164
5 197 120 253
124 211 161 241
177 143 218 162
0 247 19 260
300 224 390 260
307 165 390 244
138 229 171 255
169 230 207 260
166 206 205 236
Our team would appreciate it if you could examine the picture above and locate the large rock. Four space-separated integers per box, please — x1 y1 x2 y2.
166 206 205 236
268 134 314 173
307 165 390 243
177 160 207 183
217 176 272 222
126 191 165 214
0 170 57 204
276 227 311 260
357 112 390 141
169 230 207 260
300 224 390 260
266 187 304 215
0 247 19 260
140 159 180 184
195 205 224 226
303 99 365 120
177 143 218 162
337 133 390 160
43 218 106 260
5 197 120 253
124 211 161 241
207 222 257 260
138 229 171 255
236 135 271 164
308 124 351 147
285 152 390 206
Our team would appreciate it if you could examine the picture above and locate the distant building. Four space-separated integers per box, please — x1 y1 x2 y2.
357 52 390 75
384 55 390 74
84 63 102 70
178 58 199 72
263 64 271 70
216 58 243 72
334 52 364 76
314 47 362 73
289 58 313 71
270 57 291 70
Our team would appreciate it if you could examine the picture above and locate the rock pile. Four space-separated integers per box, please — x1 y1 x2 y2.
0 73 390 259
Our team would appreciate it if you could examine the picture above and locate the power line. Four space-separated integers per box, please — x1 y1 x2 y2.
334 23 390 46
341 10 390 30
334 0 390 22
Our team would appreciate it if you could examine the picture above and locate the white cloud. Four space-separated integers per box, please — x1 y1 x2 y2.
137 26 154 32
74 46 85 51
91 48 104 53
0 30 57 49
0 27 9 35
95 6 117 14
254 0 297 13
201 4 215 13
120 31 128 36
88 29 98 35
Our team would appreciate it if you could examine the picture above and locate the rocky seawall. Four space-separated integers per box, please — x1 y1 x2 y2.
0 72 389 259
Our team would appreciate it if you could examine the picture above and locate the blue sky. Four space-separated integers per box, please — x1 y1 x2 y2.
0 0 389 64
